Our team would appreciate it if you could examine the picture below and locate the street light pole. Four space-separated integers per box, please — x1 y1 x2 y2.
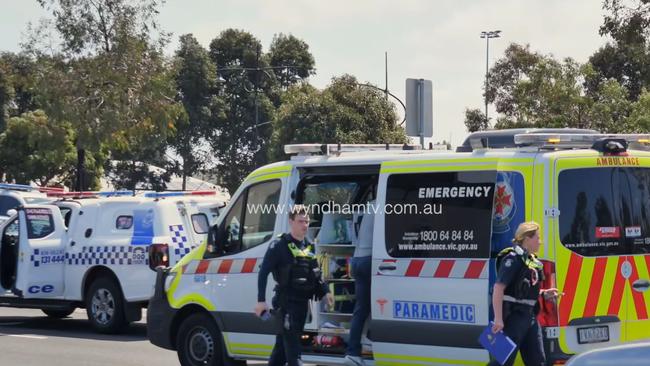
480 30 501 123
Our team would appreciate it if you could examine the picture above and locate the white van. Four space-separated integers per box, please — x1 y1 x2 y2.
0 190 226 333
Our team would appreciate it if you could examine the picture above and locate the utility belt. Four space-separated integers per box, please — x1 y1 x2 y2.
503 295 536 306
503 296 539 319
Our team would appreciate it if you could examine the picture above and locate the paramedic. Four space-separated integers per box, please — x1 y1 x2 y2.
489 221 559 366
255 204 334 366
344 196 376 366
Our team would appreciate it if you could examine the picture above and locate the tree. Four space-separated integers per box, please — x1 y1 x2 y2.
208 29 276 192
586 0 650 101
464 108 489 132
268 33 315 89
269 75 409 161
171 34 222 190
29 0 180 190
0 110 76 185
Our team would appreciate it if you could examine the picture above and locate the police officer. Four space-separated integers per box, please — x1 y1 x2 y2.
255 204 334 366
489 221 559 366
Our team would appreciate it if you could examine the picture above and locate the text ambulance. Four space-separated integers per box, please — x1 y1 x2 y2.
148 129 650 366
0 190 227 333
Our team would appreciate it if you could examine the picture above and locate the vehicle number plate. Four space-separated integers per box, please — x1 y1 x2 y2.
577 326 609 344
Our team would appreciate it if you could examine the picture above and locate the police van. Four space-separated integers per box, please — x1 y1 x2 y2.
0 183 59 223
0 190 227 333
147 129 650 366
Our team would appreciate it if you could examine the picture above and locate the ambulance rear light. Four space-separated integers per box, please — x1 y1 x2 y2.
143 190 217 198
514 133 650 150
148 243 169 270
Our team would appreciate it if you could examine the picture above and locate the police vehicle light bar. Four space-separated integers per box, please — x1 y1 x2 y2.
0 183 66 193
514 133 650 149
143 190 217 198
284 143 421 155
47 190 134 198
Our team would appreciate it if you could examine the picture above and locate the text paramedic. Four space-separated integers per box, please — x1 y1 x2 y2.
418 185 492 199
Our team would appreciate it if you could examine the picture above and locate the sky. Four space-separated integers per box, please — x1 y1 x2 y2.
0 0 611 146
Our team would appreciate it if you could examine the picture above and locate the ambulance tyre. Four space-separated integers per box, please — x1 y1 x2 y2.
42 307 75 318
177 312 243 366
85 277 127 334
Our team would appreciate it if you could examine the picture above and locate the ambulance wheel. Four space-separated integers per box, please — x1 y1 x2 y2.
177 313 243 366
85 277 127 334
42 307 75 318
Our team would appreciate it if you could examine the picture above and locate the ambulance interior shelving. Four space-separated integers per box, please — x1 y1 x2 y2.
297 170 379 354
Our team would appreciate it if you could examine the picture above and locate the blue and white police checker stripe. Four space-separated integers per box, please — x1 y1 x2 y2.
65 246 148 266
169 224 194 257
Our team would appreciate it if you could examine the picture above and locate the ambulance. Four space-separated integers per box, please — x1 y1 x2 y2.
0 190 227 333
147 129 650 366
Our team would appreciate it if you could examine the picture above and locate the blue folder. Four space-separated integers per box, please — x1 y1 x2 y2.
478 322 517 365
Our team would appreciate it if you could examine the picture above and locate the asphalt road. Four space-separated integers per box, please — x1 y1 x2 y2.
0 307 179 366
0 307 296 366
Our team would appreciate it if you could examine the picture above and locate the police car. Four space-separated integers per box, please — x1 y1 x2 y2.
0 183 58 223
147 129 650 366
0 190 227 333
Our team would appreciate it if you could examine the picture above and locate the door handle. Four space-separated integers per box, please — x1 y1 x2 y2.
378 264 397 271
632 279 650 292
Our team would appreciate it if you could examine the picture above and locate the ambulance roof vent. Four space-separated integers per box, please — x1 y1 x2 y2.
514 133 650 151
457 128 600 152
284 143 422 156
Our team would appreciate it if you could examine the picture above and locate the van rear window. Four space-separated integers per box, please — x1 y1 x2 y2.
25 207 55 239
559 167 650 256
385 171 496 258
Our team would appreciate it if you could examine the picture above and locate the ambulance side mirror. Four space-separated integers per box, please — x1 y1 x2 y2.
6 209 17 217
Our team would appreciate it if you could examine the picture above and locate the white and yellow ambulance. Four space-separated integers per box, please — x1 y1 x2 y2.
147 129 650 366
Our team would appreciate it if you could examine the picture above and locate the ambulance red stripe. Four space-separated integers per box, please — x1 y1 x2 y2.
195 260 210 274
559 252 583 326
464 260 486 279
434 260 454 278
241 258 258 273
217 259 234 274
628 258 648 320
583 257 607 318
607 257 627 317
405 260 425 277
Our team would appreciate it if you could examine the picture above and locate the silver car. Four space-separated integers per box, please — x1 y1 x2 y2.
566 342 650 366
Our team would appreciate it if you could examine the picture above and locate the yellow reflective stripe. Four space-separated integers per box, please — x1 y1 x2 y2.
532 160 546 257
555 156 650 169
166 240 216 311
570 258 594 322
381 164 499 174
228 343 273 350
596 257 618 316
168 293 216 311
231 349 271 356
245 165 292 181
381 157 533 167
374 353 484 366
247 172 290 183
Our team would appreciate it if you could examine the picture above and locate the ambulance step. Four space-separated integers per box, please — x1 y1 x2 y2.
0 295 78 310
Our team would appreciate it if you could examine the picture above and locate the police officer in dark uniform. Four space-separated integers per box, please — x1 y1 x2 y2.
489 221 559 366
255 204 334 366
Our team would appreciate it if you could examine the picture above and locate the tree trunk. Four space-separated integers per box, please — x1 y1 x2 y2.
75 147 86 191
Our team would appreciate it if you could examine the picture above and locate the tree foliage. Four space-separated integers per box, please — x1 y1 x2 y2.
269 75 408 161
0 110 76 185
